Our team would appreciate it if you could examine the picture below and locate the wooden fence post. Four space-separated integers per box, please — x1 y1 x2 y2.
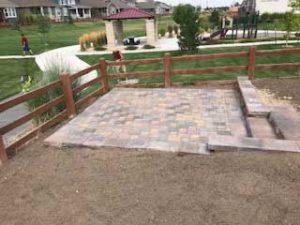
60 73 76 117
0 135 8 164
99 58 109 93
164 53 172 87
248 46 256 80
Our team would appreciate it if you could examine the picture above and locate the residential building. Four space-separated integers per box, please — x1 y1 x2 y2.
136 0 156 14
239 0 292 15
0 0 17 24
0 0 172 24
155 1 172 14
58 0 92 20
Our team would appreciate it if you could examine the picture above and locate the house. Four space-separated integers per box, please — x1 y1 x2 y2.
155 1 172 14
106 0 130 16
0 0 61 23
239 0 292 15
0 0 17 24
0 0 172 24
136 0 156 14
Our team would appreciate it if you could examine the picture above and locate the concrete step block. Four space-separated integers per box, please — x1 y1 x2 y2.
208 135 300 153
247 117 276 139
269 108 300 141
237 77 270 117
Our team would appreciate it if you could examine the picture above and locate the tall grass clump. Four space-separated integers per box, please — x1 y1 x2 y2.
26 67 79 125
79 31 107 51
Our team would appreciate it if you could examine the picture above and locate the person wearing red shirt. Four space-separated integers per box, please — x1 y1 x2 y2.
21 33 33 56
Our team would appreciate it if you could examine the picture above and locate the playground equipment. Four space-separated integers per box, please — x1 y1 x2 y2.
210 12 259 40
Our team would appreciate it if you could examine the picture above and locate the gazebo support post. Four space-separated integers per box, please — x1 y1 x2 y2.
145 18 157 46
105 20 117 49
115 20 124 45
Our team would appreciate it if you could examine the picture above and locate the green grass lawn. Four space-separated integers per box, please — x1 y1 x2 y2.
0 59 40 101
0 16 175 56
80 44 300 85
1 44 300 101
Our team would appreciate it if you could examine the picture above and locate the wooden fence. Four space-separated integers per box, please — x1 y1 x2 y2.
1 46 300 163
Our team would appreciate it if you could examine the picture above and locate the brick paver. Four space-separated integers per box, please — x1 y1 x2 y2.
45 88 247 154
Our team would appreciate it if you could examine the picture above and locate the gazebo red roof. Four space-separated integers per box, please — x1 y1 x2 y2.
104 8 155 20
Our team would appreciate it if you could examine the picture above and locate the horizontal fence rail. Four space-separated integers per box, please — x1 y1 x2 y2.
1 46 300 164
0 80 62 113
173 66 248 76
171 51 249 62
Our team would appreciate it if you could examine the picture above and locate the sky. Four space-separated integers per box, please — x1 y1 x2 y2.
160 0 243 7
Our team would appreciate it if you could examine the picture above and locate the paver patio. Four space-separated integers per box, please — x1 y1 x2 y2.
45 88 247 154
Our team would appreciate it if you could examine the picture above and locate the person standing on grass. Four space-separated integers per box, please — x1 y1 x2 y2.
21 33 33 56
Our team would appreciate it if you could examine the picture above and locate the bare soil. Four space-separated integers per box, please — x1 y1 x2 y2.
253 77 300 111
0 127 300 225
1 79 300 225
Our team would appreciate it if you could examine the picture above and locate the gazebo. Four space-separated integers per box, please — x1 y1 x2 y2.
103 8 158 49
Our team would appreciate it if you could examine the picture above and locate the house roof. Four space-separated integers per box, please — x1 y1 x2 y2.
80 0 107 8
69 4 91 9
0 0 16 8
136 1 156 9
110 0 130 9
155 1 171 9
104 7 155 20
81 0 130 9
10 0 58 7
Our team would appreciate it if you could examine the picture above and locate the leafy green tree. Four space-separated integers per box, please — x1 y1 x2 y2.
199 15 211 33
209 10 220 28
36 15 51 47
173 4 200 51
284 12 295 45
289 0 300 10
289 0 300 32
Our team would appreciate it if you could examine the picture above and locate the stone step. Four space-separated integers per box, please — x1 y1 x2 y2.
247 117 277 139
237 76 269 117
269 107 300 141
208 135 300 153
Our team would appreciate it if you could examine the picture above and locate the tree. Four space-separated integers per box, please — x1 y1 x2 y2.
209 10 220 28
173 4 200 51
36 15 51 47
289 0 300 10
289 0 300 32
284 12 295 46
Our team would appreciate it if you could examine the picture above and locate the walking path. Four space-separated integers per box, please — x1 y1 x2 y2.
0 39 299 60
0 94 33 146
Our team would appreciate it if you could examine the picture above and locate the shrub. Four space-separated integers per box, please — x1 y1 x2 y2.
168 25 173 37
143 44 155 49
159 28 166 37
26 67 79 125
173 25 179 35
79 31 106 51
125 45 138 50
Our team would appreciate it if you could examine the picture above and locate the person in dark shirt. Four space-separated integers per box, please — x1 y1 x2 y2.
21 33 33 56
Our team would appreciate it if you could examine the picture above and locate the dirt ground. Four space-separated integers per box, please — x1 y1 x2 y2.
1 78 300 225
0 129 300 225
253 77 300 111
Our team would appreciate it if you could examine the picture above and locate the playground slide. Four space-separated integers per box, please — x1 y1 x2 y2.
210 29 229 40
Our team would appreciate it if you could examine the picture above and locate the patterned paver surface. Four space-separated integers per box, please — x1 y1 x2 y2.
45 88 247 154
